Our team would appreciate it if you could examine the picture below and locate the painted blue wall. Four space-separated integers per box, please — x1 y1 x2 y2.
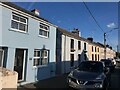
1 5 56 84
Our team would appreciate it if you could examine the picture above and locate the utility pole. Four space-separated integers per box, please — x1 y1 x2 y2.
104 33 106 59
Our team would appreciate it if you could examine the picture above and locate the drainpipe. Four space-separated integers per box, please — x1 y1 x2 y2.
63 35 66 73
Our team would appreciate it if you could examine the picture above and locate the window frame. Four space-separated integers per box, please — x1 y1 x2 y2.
39 23 50 38
33 49 49 67
11 12 28 33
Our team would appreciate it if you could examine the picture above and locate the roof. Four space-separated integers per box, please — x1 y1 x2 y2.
57 27 105 48
1 2 50 23
57 27 89 42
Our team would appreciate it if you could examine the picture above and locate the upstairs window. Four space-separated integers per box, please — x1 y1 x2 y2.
95 47 97 52
33 49 49 66
92 46 94 52
39 23 49 37
71 39 75 52
11 13 28 32
84 43 86 50
98 48 99 52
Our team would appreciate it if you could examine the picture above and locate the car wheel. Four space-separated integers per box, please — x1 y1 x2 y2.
103 79 109 90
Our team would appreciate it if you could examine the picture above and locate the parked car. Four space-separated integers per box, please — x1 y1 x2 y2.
101 59 115 72
108 58 116 66
67 61 111 89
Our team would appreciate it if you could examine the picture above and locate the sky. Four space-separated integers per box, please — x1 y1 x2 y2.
12 2 118 51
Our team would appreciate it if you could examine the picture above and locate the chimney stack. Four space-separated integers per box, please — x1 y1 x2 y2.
71 28 81 36
87 37 93 42
31 9 40 16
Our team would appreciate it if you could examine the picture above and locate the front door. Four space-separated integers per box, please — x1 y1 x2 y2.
78 54 81 66
14 49 26 81
0 49 4 67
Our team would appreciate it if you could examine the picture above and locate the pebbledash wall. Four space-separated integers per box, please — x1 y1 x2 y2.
0 2 57 85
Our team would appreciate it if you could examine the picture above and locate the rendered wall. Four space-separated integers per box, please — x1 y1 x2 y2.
0 67 18 89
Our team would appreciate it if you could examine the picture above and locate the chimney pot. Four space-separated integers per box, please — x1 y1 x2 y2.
31 9 40 16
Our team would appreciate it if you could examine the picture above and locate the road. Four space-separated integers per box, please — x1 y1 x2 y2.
108 62 120 89
18 62 120 90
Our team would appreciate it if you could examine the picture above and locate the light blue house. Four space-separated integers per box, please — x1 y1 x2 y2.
0 2 57 85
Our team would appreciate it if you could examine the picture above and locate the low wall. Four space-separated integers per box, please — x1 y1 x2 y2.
0 67 18 89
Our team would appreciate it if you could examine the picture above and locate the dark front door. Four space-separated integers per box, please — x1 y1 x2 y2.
0 49 4 67
78 54 81 65
70 54 74 67
14 49 26 81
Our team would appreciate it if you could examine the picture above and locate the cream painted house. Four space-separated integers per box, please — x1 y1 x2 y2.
87 38 101 61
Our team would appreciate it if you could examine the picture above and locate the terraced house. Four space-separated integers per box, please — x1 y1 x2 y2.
0 2 57 85
87 38 101 61
0 1 116 85
56 28 89 75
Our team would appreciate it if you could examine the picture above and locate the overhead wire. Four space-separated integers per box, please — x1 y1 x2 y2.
82 1 115 47
82 1 105 33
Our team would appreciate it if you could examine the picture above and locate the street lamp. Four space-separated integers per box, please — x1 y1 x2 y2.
104 28 118 59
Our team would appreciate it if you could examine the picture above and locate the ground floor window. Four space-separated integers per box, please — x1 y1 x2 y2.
98 54 99 61
92 54 94 61
33 49 49 66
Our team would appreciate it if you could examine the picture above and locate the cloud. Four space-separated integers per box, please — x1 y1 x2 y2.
107 22 116 28
57 20 61 23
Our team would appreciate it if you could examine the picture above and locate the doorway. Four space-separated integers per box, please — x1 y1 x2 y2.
78 54 81 66
0 49 4 67
14 49 26 81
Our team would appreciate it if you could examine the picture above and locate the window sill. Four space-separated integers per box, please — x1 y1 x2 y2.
9 28 29 35
38 35 49 39
33 64 48 69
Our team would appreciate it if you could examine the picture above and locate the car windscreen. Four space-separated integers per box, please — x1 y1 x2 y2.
101 60 112 66
78 62 104 73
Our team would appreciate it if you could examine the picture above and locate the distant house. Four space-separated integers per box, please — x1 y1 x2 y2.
87 38 101 61
56 27 89 75
0 2 57 85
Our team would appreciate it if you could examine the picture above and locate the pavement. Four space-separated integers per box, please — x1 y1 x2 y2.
18 73 69 90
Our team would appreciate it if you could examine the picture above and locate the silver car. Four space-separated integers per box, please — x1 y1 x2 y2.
67 61 111 90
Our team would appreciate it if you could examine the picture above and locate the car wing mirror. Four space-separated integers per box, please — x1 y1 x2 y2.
104 67 110 73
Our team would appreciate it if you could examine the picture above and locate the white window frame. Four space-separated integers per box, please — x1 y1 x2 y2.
0 49 4 67
39 23 50 38
11 13 28 33
33 49 49 67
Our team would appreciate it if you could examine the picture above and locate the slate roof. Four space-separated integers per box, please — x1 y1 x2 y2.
1 2 49 22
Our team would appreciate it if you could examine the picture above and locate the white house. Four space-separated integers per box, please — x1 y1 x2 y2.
56 27 89 75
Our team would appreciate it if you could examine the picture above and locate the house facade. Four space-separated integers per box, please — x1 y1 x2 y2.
106 47 116 59
56 28 89 75
87 39 101 61
0 2 57 85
